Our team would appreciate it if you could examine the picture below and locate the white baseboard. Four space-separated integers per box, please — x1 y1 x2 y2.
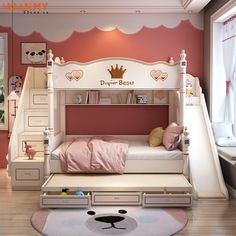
226 183 236 199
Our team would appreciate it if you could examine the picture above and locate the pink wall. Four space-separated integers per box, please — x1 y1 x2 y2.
0 131 8 168
66 105 168 135
50 21 203 79
0 20 203 167
0 20 203 79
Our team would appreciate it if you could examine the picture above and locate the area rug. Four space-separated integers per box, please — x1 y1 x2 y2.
31 206 188 236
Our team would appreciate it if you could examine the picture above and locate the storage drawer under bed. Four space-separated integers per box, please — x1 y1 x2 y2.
40 192 91 208
92 192 142 206
142 192 192 207
40 174 192 208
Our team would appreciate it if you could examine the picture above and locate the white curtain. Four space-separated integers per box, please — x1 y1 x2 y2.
222 16 236 124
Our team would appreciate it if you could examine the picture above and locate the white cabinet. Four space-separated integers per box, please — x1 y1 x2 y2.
10 88 48 190
11 158 44 190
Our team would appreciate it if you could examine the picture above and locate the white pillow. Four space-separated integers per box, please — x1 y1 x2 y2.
216 137 236 147
212 122 233 139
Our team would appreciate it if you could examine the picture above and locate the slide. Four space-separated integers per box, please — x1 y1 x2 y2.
185 94 228 199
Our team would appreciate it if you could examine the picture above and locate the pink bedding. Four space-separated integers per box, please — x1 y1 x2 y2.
59 137 128 174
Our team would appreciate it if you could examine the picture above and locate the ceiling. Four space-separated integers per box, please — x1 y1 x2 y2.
47 0 212 13
0 0 212 13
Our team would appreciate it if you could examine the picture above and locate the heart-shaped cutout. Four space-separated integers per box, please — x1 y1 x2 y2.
160 72 168 81
150 70 162 81
65 72 73 81
72 70 83 81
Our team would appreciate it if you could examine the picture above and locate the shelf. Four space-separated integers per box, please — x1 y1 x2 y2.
12 157 44 162
65 103 169 106
64 90 169 106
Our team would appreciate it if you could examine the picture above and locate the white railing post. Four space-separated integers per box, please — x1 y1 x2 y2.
43 127 50 179
47 49 54 131
179 50 189 179
182 127 190 179
179 49 187 127
44 49 54 179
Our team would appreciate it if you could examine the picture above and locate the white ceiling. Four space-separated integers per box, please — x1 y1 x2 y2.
47 0 212 13
0 0 212 13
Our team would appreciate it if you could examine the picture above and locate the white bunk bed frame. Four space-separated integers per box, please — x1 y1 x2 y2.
41 50 192 208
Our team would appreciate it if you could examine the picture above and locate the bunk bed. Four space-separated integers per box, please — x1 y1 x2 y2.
40 50 192 208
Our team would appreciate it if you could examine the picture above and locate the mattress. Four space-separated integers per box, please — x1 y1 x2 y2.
51 139 183 160
218 147 236 160
49 138 184 174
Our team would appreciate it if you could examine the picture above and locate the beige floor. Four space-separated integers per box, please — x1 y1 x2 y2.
1 168 236 235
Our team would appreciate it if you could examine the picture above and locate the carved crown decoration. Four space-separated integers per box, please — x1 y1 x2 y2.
150 70 168 81
65 70 83 81
108 64 126 79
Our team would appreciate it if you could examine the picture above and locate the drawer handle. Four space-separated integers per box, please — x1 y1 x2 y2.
24 173 32 176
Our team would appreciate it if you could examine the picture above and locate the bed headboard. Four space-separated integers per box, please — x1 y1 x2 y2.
49 52 183 90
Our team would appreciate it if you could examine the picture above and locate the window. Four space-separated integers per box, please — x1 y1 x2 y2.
0 33 8 130
211 1 236 135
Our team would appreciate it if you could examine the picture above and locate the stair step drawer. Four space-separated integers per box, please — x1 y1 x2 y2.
40 192 91 208
30 90 48 109
11 158 44 190
92 192 142 205
25 110 48 131
142 193 192 207
19 133 44 157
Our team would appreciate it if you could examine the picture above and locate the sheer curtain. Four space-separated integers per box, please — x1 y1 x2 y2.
222 16 236 126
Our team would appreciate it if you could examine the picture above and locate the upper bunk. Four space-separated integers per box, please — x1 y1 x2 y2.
45 49 189 140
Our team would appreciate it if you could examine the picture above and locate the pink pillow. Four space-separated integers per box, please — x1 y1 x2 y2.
163 123 183 151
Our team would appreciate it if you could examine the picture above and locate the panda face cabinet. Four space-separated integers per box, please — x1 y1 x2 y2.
26 50 46 64
86 209 137 235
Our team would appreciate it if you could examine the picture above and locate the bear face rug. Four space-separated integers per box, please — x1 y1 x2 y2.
31 206 188 236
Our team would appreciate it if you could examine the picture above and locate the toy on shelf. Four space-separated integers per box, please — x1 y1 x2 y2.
75 190 84 196
60 188 69 195
24 141 37 160
186 80 193 106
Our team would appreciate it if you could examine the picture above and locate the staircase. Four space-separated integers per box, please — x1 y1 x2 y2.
9 67 48 190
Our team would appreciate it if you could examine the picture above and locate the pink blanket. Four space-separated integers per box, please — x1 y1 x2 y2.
59 137 128 174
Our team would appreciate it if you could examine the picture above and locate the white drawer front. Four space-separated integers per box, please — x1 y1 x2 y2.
16 168 40 181
33 94 48 105
92 192 141 205
40 193 90 208
30 90 48 109
28 116 48 127
25 110 48 131
143 193 192 207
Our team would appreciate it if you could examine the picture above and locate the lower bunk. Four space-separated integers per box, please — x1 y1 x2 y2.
41 133 191 208
40 173 192 208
